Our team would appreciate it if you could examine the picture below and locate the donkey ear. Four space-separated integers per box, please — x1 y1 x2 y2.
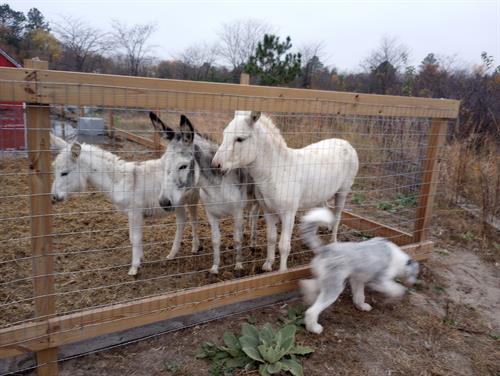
70 143 81 160
179 114 194 144
249 111 261 124
50 133 68 151
149 111 175 141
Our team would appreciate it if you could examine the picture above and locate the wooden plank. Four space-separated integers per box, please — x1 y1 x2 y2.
341 211 413 245
413 118 448 242
0 67 460 118
0 267 308 358
25 58 59 376
0 239 432 360
1 291 300 374
113 128 157 149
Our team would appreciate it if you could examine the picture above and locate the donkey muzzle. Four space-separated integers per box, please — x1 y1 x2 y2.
159 197 173 212
52 194 63 204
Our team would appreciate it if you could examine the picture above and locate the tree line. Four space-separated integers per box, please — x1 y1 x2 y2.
1 3 498 141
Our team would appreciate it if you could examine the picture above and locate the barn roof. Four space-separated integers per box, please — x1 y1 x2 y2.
0 48 22 68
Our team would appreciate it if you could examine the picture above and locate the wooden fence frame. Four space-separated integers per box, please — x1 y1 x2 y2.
0 60 459 375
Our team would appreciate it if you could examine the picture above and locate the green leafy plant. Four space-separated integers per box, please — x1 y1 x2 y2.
378 193 417 213
351 192 366 205
196 323 313 376
164 359 191 375
279 304 306 329
377 201 395 212
394 192 417 208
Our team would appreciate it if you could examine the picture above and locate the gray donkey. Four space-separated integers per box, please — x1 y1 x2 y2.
150 113 259 274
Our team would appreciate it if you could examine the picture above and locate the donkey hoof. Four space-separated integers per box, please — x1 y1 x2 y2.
262 261 273 272
192 245 203 254
235 262 243 270
128 266 138 276
209 265 219 274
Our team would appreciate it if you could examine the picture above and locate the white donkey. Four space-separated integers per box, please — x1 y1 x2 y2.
50 130 200 276
212 111 359 272
150 113 259 274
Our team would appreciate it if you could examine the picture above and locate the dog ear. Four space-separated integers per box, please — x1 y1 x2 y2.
70 143 81 160
149 112 175 141
179 114 194 145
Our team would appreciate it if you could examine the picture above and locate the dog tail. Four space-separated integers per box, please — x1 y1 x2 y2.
300 208 335 254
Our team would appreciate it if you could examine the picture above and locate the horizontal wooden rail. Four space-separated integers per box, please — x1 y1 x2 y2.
341 211 413 245
0 240 432 360
113 128 157 149
0 67 460 118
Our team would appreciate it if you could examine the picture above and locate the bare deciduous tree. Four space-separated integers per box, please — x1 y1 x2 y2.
362 35 410 72
177 42 218 80
299 41 327 67
217 19 274 71
53 16 107 71
109 20 156 76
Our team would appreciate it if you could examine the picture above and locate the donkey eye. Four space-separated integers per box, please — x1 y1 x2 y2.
236 137 246 143
61 172 69 177
179 165 188 170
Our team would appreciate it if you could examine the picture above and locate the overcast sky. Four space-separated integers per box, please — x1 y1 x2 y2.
12 0 500 71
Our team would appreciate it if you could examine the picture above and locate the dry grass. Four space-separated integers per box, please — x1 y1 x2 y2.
439 134 500 261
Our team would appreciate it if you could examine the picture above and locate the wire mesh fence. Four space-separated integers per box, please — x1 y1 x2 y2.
0 63 458 375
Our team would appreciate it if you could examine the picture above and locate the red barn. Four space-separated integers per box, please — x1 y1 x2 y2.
0 48 25 150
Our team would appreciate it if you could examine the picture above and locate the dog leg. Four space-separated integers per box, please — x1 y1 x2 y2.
350 277 372 311
371 280 406 299
305 287 342 334
299 279 320 306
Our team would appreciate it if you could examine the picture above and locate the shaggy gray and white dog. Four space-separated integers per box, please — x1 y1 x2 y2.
299 208 419 334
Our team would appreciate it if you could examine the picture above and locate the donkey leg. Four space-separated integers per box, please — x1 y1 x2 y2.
206 211 221 274
234 209 244 270
262 211 278 271
128 211 144 276
248 203 259 249
168 207 186 259
330 191 348 242
188 203 201 253
278 211 295 272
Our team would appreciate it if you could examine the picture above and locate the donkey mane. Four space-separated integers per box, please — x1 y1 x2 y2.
79 143 125 165
256 114 287 148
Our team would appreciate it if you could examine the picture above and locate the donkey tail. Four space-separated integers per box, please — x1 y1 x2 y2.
300 208 336 254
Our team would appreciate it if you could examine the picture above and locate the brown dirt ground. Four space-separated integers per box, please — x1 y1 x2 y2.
50 243 499 376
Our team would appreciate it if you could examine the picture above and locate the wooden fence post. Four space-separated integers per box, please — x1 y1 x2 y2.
24 58 59 376
108 110 115 138
240 73 250 85
413 118 448 243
